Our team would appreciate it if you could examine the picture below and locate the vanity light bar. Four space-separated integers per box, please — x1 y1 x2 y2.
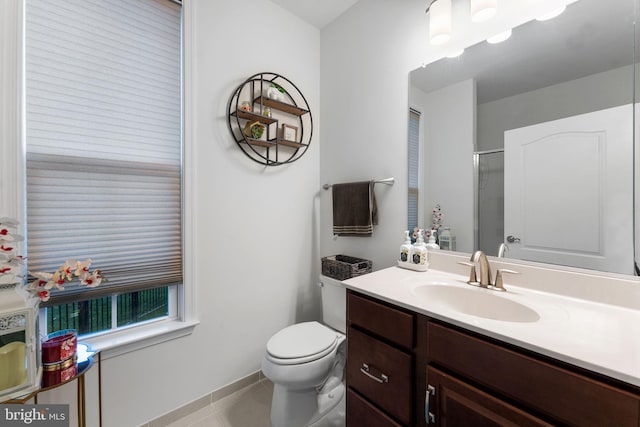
429 0 452 45
427 0 498 46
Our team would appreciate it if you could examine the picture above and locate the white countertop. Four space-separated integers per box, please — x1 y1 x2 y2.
343 265 640 388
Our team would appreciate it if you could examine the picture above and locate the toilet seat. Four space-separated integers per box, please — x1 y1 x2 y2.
266 321 338 365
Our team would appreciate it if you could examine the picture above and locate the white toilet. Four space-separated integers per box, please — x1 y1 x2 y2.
262 275 347 427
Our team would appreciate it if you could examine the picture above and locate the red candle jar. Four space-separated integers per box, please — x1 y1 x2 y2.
42 329 77 364
42 356 77 387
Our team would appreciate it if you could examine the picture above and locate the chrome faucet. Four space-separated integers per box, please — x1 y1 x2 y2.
470 250 492 287
497 243 508 258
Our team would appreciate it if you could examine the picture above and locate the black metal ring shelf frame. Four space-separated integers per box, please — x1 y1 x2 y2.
227 72 313 166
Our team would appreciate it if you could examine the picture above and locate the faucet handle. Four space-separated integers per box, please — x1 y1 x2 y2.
492 269 519 291
457 261 478 285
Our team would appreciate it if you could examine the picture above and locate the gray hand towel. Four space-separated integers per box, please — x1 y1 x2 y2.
332 181 377 236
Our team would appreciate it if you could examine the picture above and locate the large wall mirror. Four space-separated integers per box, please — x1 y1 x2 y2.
409 0 638 275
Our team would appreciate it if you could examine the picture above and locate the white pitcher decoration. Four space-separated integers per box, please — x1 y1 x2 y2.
267 84 285 102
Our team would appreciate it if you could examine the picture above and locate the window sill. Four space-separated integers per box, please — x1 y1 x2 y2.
84 318 200 360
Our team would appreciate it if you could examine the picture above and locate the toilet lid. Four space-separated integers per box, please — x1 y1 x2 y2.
266 321 338 360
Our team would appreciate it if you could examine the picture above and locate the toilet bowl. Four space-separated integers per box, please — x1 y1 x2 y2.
262 275 347 427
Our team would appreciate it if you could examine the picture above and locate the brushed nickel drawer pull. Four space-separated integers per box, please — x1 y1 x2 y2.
425 384 436 424
360 363 389 384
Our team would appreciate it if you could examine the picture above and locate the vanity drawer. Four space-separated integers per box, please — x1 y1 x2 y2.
427 322 640 426
347 388 403 427
347 291 414 348
347 326 412 425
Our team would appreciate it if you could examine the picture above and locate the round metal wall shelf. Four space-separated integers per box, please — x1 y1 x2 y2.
227 72 313 166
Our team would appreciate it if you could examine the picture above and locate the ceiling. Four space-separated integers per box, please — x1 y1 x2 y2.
268 0 361 29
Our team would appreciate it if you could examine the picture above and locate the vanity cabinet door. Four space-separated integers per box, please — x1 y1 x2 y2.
426 366 553 427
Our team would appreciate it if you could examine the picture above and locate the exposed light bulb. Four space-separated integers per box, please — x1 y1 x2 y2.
429 0 452 45
470 0 497 23
487 28 512 44
536 6 566 21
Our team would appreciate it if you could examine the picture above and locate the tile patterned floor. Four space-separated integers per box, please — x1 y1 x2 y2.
165 379 346 427
166 380 274 427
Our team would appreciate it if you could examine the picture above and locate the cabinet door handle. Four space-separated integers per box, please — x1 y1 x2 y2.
359 363 389 384
425 384 436 424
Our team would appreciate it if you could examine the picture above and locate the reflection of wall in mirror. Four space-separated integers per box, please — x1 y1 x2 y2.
409 79 474 253
477 64 633 152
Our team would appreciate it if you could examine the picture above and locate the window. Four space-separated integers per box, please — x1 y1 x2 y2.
408 109 421 234
25 0 182 337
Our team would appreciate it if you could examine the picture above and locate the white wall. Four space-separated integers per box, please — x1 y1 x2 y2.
319 0 565 265
98 2 321 425
319 1 426 269
3 1 321 426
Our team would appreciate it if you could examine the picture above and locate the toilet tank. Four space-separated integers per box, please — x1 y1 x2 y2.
319 275 346 333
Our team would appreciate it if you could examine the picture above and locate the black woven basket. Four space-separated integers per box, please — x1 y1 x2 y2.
321 255 372 281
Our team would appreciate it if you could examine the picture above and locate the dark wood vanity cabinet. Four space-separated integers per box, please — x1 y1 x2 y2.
346 291 415 426
346 290 640 427
423 321 640 427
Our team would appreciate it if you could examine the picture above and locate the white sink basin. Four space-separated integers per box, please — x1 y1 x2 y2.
410 284 541 323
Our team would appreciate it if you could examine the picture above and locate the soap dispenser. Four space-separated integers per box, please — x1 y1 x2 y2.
426 229 440 250
412 229 428 265
400 230 412 263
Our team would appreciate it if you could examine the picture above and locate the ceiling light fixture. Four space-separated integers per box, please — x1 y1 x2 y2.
487 28 512 44
470 0 497 23
446 49 465 58
428 0 452 45
536 6 566 21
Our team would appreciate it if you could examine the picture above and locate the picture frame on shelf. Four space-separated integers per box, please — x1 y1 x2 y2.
282 123 298 142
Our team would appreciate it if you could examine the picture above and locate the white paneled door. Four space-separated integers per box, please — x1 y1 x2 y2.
504 104 633 274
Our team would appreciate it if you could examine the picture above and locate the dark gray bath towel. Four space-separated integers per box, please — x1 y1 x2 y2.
332 181 377 236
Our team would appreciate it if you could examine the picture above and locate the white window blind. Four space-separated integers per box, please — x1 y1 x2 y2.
408 109 421 233
25 0 182 304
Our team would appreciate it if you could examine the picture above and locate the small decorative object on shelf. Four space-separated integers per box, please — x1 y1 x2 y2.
240 101 252 112
41 329 78 387
282 123 298 142
243 121 266 140
267 83 285 102
227 72 313 166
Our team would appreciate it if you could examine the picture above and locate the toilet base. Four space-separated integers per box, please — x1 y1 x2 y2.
270 382 345 427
